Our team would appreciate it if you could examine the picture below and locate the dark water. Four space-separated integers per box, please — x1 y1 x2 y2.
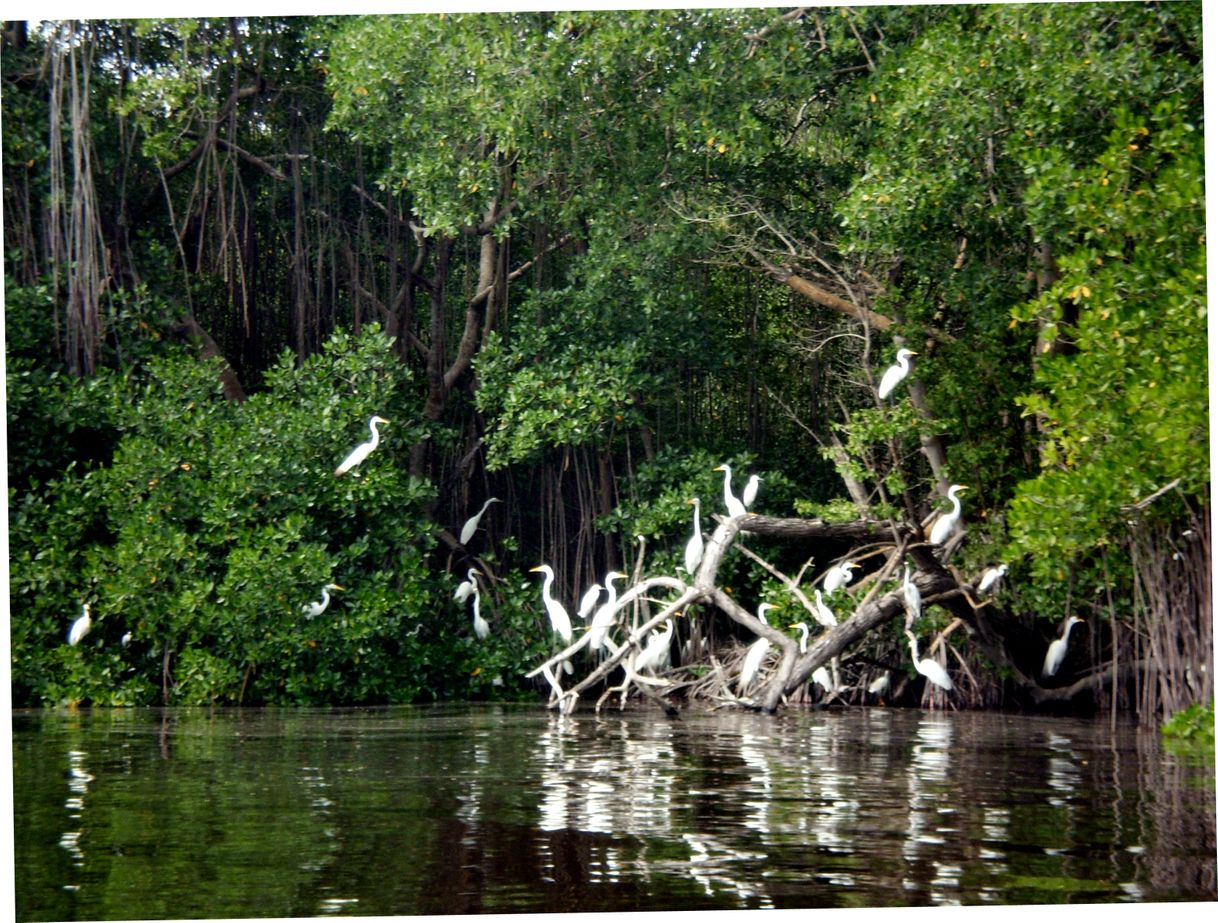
10 704 1216 919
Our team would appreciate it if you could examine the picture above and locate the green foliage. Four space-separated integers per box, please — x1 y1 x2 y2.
7 325 529 706
1162 702 1216 764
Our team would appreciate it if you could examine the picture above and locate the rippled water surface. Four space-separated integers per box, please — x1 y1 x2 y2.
11 704 1216 918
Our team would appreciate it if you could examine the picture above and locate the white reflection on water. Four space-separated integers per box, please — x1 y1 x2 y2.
59 750 92 872
902 717 954 875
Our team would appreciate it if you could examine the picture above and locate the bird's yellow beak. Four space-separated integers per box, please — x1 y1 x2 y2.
334 585 346 591
529 565 544 573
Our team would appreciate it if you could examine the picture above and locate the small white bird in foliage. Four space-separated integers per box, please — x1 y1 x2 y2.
738 604 776 695
121 632 133 648
684 498 705 575
823 562 859 594
471 583 490 641
902 564 922 625
929 484 967 545
868 671 891 697
1041 615 1084 678
459 497 501 546
454 569 477 604
812 590 837 629
742 475 761 509
335 415 389 476
576 583 603 622
905 629 953 691
977 564 1009 595
714 463 748 519
68 603 92 647
302 584 344 618
878 348 917 400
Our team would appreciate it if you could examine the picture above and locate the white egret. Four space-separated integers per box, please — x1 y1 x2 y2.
878 348 917 400
121 632 132 648
902 564 922 625
589 571 627 651
635 618 675 675
738 603 776 695
742 475 761 510
929 484 968 545
812 666 834 693
576 583 603 621
334 415 390 476
977 564 1009 595
454 568 477 604
905 629 953 691
302 584 344 618
789 621 810 654
530 564 573 644
1041 615 1084 678
684 498 705 575
868 671 891 697
459 497 501 546
812 590 838 629
68 603 92 647
471 583 490 640
714 463 748 519
823 561 859 594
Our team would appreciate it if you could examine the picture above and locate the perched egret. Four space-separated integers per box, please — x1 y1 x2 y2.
302 584 344 619
714 463 748 519
742 475 761 510
635 619 675 675
977 564 1009 595
530 564 573 644
471 583 490 640
459 497 501 546
929 484 968 545
789 621 810 654
823 561 859 594
868 671 891 697
454 568 477 604
812 666 834 693
812 590 838 629
1041 615 1084 678
576 583 603 622
738 603 776 695
68 603 92 647
902 564 922 625
334 415 389 477
878 348 917 400
684 498 705 575
121 631 133 648
589 571 627 651
905 629 953 691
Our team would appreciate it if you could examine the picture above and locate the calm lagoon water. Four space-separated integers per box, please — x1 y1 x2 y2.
10 703 1216 919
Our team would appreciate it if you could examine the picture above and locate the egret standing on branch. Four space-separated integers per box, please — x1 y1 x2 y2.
1042 615 1084 678
635 618 676 675
577 583 603 622
878 348 917 400
589 571 627 652
929 484 968 545
738 603 776 695
530 564 573 644
335 415 389 477
459 497 501 546
684 498 705 575
823 561 859 594
902 564 922 627
454 569 477 604
812 590 837 629
471 582 490 641
302 584 344 618
68 603 92 647
714 464 748 519
905 629 953 691
742 475 761 510
977 564 1008 595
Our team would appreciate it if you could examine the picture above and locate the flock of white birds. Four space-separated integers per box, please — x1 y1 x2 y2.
67 349 1084 698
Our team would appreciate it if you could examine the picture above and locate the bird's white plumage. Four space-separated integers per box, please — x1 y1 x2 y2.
878 348 917 400
812 666 834 692
577 583 603 621
302 584 343 618
929 484 967 545
471 584 490 640
454 568 477 603
715 464 748 519
868 672 891 695
790 621 810 654
737 603 775 694
742 475 761 509
68 603 92 647
905 629 953 691
531 564 573 643
335 415 389 476
635 619 675 674
589 571 626 651
459 497 501 546
684 498 704 575
903 564 922 624
977 564 1008 595
1042 615 1084 677
812 590 837 629
823 562 858 594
